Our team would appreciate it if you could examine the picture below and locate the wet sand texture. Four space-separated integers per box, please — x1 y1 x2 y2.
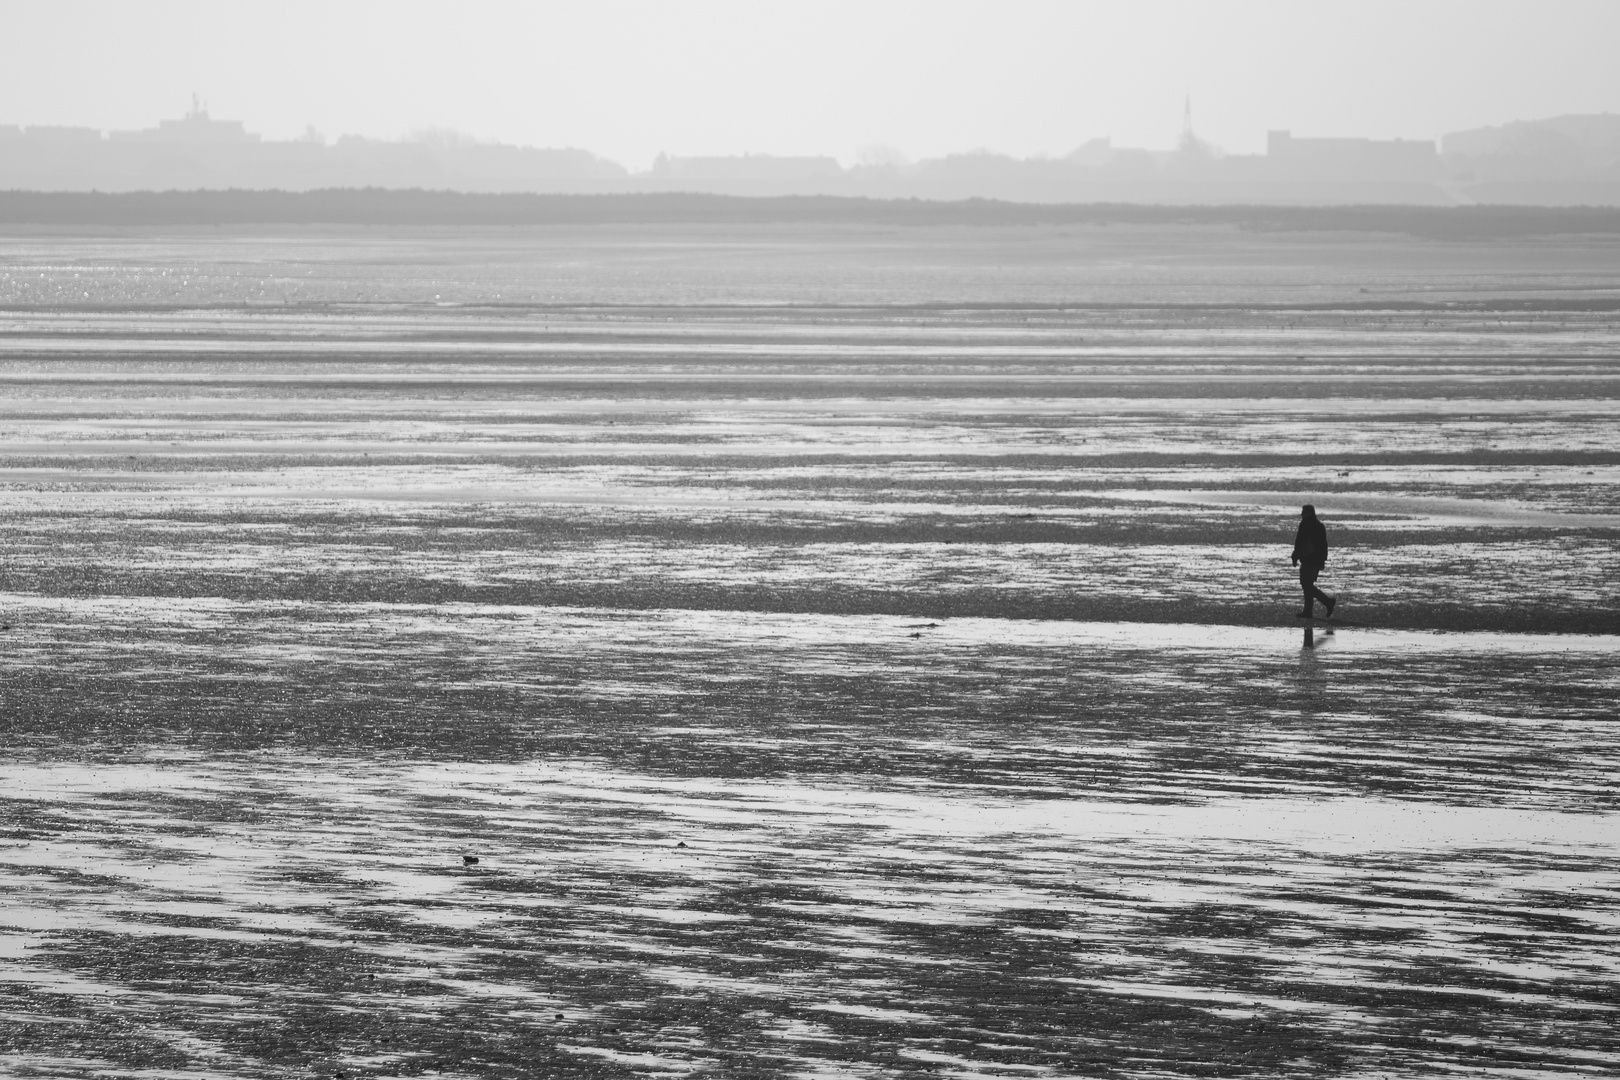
1 224 1618 1078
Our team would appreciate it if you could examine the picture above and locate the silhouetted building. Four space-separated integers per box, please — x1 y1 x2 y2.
1065 137 1114 166
110 101 259 144
1266 131 1438 179
19 125 103 142
3 106 1619 206
0 106 626 192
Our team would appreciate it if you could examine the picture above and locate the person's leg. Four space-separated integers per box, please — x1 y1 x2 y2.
1302 564 1332 612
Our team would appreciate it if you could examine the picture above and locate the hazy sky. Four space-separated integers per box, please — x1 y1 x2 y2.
3 0 1617 167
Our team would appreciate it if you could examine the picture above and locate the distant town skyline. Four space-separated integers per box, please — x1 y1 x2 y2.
3 0 1617 170
5 100 1617 207
4 99 1616 173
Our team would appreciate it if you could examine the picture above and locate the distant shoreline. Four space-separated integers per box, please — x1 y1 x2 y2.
3 190 1620 238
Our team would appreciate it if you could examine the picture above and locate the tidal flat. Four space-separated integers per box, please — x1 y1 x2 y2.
0 223 1617 1078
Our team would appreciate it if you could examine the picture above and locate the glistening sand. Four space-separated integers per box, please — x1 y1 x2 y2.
0 224 1617 1078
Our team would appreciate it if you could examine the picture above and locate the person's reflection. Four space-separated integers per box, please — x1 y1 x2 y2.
1303 623 1336 649
1297 624 1329 717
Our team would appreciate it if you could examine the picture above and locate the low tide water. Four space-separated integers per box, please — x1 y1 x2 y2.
0 225 1617 1078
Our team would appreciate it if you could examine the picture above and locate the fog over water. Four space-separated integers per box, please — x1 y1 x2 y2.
0 224 1617 1078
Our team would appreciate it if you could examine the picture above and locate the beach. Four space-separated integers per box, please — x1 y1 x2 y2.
1 222 1617 1078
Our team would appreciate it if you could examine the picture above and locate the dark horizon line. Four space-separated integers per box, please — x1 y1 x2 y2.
3 189 1620 238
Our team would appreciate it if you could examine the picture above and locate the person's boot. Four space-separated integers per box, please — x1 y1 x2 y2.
1324 595 1337 619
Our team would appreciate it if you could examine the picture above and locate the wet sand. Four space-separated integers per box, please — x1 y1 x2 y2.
1 225 1618 1078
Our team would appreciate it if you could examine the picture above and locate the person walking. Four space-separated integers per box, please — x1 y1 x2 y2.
1291 504 1337 619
